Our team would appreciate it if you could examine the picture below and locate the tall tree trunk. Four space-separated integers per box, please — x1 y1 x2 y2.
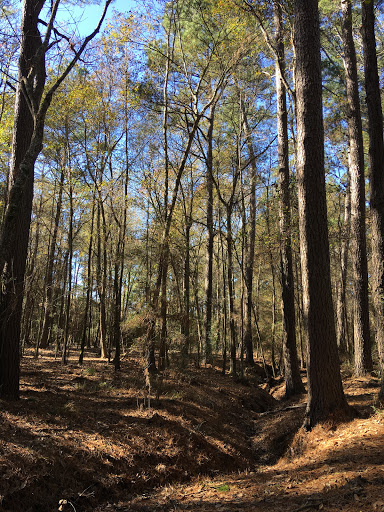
341 0 372 375
158 8 173 372
145 39 203 374
274 0 304 396
294 0 350 429
113 123 130 371
192 268 202 365
203 108 215 365
145 199 151 305
0 0 45 399
242 104 256 366
361 0 384 401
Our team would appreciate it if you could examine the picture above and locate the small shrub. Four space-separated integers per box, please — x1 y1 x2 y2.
98 381 113 391
216 484 230 493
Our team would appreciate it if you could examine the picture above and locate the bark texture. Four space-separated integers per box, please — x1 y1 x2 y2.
294 0 350 428
274 0 304 397
361 0 384 401
0 0 45 399
341 0 372 375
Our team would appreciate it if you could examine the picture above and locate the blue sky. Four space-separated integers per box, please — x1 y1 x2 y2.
55 0 137 37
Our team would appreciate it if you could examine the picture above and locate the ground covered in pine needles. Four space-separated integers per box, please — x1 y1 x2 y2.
0 349 383 512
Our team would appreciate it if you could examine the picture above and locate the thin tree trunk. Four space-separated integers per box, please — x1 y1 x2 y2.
181 222 191 366
226 204 237 376
192 269 202 366
96 199 108 359
265 184 277 377
62 165 73 365
203 108 215 365
79 194 95 364
294 255 305 369
40 163 65 349
0 0 112 399
159 246 169 370
336 171 351 354
219 221 228 375
27 190 43 356
158 5 173 373
242 103 256 366
112 260 121 370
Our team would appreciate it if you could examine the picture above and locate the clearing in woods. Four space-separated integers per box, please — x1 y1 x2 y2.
0 349 383 511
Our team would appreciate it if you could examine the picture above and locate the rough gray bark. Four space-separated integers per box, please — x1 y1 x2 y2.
274 0 304 397
341 0 372 375
294 0 351 429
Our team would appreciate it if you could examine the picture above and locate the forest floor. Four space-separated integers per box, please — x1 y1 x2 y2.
0 349 383 512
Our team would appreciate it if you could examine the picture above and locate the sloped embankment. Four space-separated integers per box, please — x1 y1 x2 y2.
0 351 280 512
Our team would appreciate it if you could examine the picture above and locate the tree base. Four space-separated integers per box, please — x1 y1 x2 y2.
303 403 356 432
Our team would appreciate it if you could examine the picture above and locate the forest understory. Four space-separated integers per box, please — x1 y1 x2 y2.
0 349 383 512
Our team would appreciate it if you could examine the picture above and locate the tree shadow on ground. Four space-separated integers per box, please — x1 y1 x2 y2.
1 351 381 512
123 423 384 512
